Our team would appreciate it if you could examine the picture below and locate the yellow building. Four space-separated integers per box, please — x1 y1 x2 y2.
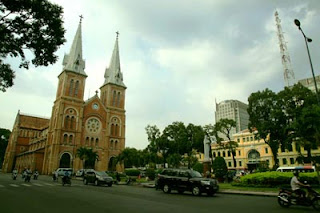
211 129 320 171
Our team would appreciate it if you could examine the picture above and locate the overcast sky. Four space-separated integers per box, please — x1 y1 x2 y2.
1 0 320 150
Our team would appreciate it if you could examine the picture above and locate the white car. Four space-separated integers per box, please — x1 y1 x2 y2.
56 168 73 176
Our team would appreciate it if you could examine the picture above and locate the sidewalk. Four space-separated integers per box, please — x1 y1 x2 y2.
138 182 278 197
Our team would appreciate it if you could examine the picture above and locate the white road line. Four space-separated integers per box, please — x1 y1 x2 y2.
43 183 55 186
9 184 19 187
21 184 32 187
32 183 43 186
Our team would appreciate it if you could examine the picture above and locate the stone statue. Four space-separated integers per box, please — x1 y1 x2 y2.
203 135 211 162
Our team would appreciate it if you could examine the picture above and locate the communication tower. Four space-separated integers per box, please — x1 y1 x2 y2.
275 11 295 87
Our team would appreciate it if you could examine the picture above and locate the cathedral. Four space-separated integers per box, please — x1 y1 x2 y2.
2 20 126 174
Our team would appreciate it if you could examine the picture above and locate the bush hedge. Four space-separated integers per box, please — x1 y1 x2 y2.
233 171 318 187
146 169 156 180
125 169 140 176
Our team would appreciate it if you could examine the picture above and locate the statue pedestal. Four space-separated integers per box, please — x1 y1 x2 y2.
203 161 211 175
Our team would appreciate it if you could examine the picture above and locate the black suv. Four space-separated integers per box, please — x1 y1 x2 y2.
156 169 219 196
83 170 113 186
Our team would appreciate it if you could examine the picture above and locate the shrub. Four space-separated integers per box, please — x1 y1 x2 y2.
146 169 156 180
125 169 140 176
192 163 204 174
212 157 228 179
234 171 318 187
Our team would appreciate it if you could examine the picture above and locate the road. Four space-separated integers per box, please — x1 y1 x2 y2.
0 173 314 213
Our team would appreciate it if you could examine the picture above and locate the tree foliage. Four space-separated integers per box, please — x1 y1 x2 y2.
0 0 66 91
212 156 228 179
0 128 10 168
76 147 99 169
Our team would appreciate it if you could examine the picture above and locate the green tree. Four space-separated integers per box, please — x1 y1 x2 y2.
0 0 66 92
166 153 181 168
76 147 99 169
0 128 11 168
209 119 238 168
247 88 286 169
212 157 228 179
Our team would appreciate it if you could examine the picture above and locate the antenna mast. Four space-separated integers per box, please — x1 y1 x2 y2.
275 11 295 87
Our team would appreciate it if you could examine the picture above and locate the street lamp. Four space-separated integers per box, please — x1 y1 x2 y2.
294 19 320 105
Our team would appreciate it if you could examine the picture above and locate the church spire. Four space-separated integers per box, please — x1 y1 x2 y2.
62 16 87 76
103 32 126 88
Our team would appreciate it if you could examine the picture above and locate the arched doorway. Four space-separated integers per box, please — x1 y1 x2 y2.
59 153 71 168
108 157 117 171
247 149 260 171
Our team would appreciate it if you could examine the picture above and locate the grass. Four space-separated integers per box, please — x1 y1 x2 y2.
219 183 280 193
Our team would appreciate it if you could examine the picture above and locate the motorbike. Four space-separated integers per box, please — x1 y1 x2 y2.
278 185 320 210
24 173 31 182
33 172 39 180
52 173 58 182
12 172 18 180
62 176 71 186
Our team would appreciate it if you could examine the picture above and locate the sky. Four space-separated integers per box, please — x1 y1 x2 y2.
1 0 320 150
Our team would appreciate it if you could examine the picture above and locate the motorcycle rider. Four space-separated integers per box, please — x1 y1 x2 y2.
33 169 39 180
12 168 18 180
62 170 70 184
291 171 310 201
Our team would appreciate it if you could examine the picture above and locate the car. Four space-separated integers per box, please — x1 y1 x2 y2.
156 168 219 196
83 170 113 186
76 169 90 177
55 168 73 176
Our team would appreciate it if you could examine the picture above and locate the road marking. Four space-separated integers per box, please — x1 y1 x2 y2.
43 183 55 186
32 183 43 187
9 184 19 187
21 184 32 187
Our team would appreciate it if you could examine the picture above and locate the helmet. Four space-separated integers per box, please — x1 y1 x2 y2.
293 170 299 176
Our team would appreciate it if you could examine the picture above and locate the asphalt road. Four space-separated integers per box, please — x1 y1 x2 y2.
0 173 315 213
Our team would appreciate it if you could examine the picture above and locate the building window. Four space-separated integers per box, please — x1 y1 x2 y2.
111 124 115 136
295 143 301 152
115 124 118 136
70 116 74 129
265 147 268 154
266 159 270 165
63 134 67 144
112 91 117 106
69 135 73 144
250 136 253 141
239 161 242 167
91 138 94 147
281 144 286 153
110 140 114 149
117 92 121 107
282 158 287 165
74 81 79 96
227 151 231 157
69 79 74 96
288 143 293 152
228 162 231 167
243 137 246 142
86 137 89 146
238 150 241 156
218 152 221 157
237 138 240 142
290 158 295 165
223 151 226 157
65 116 70 129
213 152 216 157
95 138 99 147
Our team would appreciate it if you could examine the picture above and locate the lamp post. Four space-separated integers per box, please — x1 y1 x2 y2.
294 19 320 105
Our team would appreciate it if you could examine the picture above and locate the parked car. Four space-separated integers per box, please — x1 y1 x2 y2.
156 168 219 196
83 170 113 186
55 168 73 177
76 169 89 177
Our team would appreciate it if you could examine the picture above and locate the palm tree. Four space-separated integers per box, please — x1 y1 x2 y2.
76 147 99 169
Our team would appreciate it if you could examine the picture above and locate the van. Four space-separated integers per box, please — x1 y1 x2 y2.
276 166 315 173
56 168 73 176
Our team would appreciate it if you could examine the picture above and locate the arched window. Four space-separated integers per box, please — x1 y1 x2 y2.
65 116 70 129
110 140 113 149
223 151 226 157
112 91 117 106
86 137 89 146
115 124 118 136
218 152 221 157
69 79 74 96
70 116 75 130
91 138 94 147
95 138 99 147
115 141 118 150
111 124 115 136
69 135 73 144
117 92 121 107
74 81 79 96
63 134 68 144
213 152 216 158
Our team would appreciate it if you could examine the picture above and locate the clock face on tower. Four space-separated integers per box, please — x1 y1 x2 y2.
86 118 101 133
92 103 99 110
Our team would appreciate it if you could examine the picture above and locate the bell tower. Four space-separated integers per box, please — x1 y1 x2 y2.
100 32 126 168
43 18 87 174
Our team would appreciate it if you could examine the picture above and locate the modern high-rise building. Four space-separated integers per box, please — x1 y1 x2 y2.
215 100 249 140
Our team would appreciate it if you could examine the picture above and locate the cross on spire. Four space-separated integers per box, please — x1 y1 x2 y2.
79 15 83 23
